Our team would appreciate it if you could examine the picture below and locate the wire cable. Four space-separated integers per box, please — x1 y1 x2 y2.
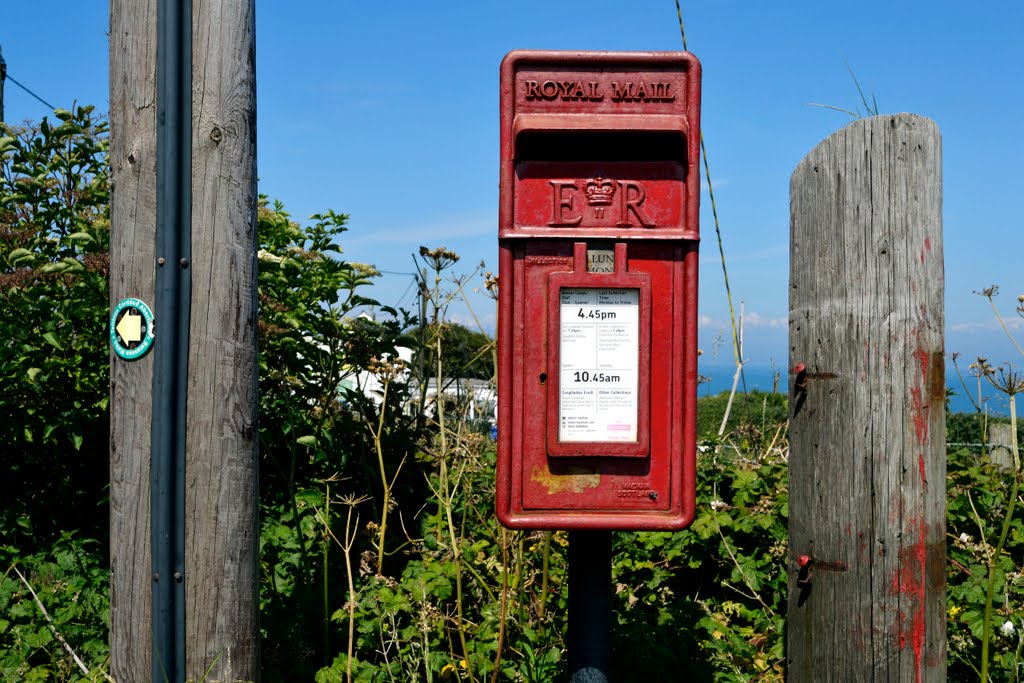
675 0 749 401
5 73 57 111
393 274 417 309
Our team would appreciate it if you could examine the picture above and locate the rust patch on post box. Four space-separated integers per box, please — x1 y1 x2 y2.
530 465 601 495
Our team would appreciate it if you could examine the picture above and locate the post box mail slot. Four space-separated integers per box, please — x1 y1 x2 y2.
497 51 701 530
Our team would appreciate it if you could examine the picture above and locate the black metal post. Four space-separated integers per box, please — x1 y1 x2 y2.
568 530 612 683
152 0 191 681
1 45 6 123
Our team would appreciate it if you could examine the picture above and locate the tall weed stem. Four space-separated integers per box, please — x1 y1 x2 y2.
374 378 392 575
977 287 1024 680
492 527 510 682
538 531 552 623
323 481 331 664
981 393 1020 681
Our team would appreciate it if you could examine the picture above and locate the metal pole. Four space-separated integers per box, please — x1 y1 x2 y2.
414 262 429 423
567 530 612 683
1 45 6 123
152 0 191 680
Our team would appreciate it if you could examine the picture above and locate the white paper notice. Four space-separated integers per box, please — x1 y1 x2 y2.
559 288 639 442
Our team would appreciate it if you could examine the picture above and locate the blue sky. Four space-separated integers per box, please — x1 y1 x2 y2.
3 2 1022 403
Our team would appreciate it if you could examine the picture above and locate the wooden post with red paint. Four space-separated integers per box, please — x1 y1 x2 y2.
787 114 945 681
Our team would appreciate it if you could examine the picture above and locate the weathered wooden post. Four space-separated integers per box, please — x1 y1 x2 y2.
109 0 259 680
988 422 1014 470
788 114 945 681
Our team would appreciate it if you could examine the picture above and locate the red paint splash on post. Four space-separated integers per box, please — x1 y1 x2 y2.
891 516 928 683
910 386 929 446
920 238 932 265
914 347 930 384
910 346 932 447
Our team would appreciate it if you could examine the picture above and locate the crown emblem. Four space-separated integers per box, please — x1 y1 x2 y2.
584 177 616 206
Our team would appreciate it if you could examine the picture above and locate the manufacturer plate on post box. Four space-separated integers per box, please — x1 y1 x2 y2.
496 50 701 530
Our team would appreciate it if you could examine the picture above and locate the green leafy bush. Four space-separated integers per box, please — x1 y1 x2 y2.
612 450 788 681
255 199 422 680
0 535 110 682
0 108 110 551
946 444 1024 680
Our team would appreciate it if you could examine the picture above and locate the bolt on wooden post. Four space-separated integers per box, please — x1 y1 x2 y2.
787 114 945 681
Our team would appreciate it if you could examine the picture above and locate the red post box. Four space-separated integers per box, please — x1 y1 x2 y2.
497 50 701 530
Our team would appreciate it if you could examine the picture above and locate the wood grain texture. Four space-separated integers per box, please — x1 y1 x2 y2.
988 423 1015 470
787 114 945 681
110 1 258 679
184 0 259 680
109 0 158 680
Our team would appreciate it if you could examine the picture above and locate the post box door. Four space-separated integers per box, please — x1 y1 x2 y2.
506 238 692 515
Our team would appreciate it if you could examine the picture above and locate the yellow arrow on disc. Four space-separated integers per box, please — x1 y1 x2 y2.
116 310 144 344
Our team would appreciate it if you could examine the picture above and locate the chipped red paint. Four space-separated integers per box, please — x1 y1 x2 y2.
910 345 933 450
895 332 937 680
910 386 929 446
901 341 934 680
891 516 929 683
914 347 930 383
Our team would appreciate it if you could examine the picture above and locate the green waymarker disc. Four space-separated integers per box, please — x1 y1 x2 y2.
110 298 155 361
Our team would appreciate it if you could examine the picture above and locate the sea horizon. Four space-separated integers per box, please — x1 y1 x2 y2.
699 363 1012 417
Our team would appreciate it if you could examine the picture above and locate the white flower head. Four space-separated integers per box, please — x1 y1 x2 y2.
1001 620 1016 637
